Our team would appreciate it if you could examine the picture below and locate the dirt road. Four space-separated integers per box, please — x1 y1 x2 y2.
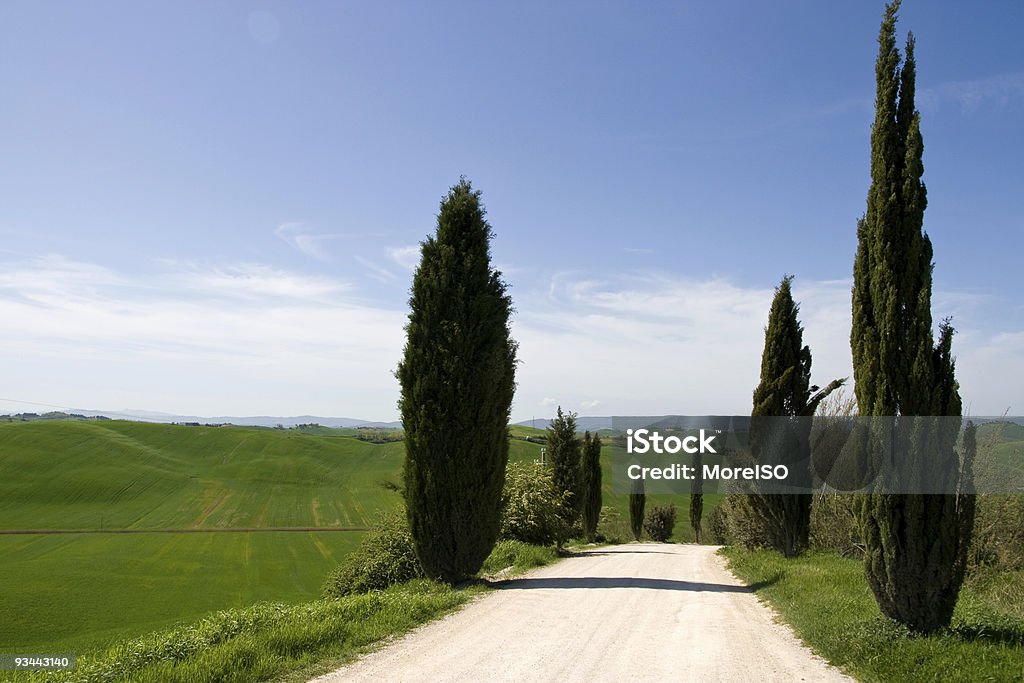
312 544 850 682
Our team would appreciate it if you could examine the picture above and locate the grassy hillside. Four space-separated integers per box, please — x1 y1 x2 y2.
0 421 550 652
0 421 411 651
0 421 408 530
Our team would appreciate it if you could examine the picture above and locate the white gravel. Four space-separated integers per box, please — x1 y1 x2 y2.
311 543 851 682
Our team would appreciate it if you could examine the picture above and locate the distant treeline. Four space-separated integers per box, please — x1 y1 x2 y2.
1 411 111 422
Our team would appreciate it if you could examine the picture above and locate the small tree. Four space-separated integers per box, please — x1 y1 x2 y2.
500 461 565 546
580 431 603 542
749 276 843 557
547 406 581 545
397 178 517 584
629 477 646 541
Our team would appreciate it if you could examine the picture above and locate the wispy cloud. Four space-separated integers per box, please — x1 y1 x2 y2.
388 245 421 271
919 71 1024 114
179 263 352 301
354 255 397 283
274 222 331 260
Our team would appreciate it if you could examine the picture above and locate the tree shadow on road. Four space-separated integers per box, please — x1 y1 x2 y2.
494 574 782 593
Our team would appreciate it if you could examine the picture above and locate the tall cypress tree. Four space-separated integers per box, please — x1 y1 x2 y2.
689 461 704 544
580 431 603 542
750 276 843 557
547 407 581 546
852 1 973 632
397 178 517 584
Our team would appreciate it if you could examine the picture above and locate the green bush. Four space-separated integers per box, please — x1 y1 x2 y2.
500 461 566 545
707 494 771 549
809 493 863 557
969 495 1024 572
322 512 423 597
643 504 677 542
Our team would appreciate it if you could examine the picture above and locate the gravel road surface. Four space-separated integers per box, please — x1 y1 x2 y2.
311 543 850 682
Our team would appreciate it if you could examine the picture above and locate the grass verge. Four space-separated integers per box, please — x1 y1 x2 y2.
8 580 467 683
479 540 560 576
721 548 1024 682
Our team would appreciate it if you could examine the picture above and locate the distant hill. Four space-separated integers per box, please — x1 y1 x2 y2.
513 416 617 431
9 408 402 429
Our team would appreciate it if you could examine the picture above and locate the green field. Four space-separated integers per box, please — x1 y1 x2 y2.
0 419 417 653
0 420 409 531
0 419 710 654
0 532 363 653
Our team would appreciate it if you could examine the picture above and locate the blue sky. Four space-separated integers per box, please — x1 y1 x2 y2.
1 1 1021 421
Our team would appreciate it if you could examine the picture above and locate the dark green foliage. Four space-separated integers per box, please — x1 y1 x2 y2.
580 431 603 542
690 451 704 543
644 504 677 543
629 477 646 541
852 2 975 633
749 276 844 557
499 461 566 546
397 178 517 584
708 494 771 550
547 406 582 545
690 492 704 544
322 513 423 597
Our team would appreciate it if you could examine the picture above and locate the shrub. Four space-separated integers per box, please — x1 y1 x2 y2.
707 494 771 549
643 504 677 542
969 495 1024 572
809 493 863 557
597 505 629 544
322 513 423 597
500 461 566 545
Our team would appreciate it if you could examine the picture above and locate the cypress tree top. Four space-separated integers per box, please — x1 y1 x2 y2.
852 0 936 419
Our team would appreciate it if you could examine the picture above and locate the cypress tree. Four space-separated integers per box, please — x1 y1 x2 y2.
689 462 703 544
397 178 517 584
629 478 645 542
750 276 843 557
580 431 603 542
852 1 974 632
547 407 581 545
